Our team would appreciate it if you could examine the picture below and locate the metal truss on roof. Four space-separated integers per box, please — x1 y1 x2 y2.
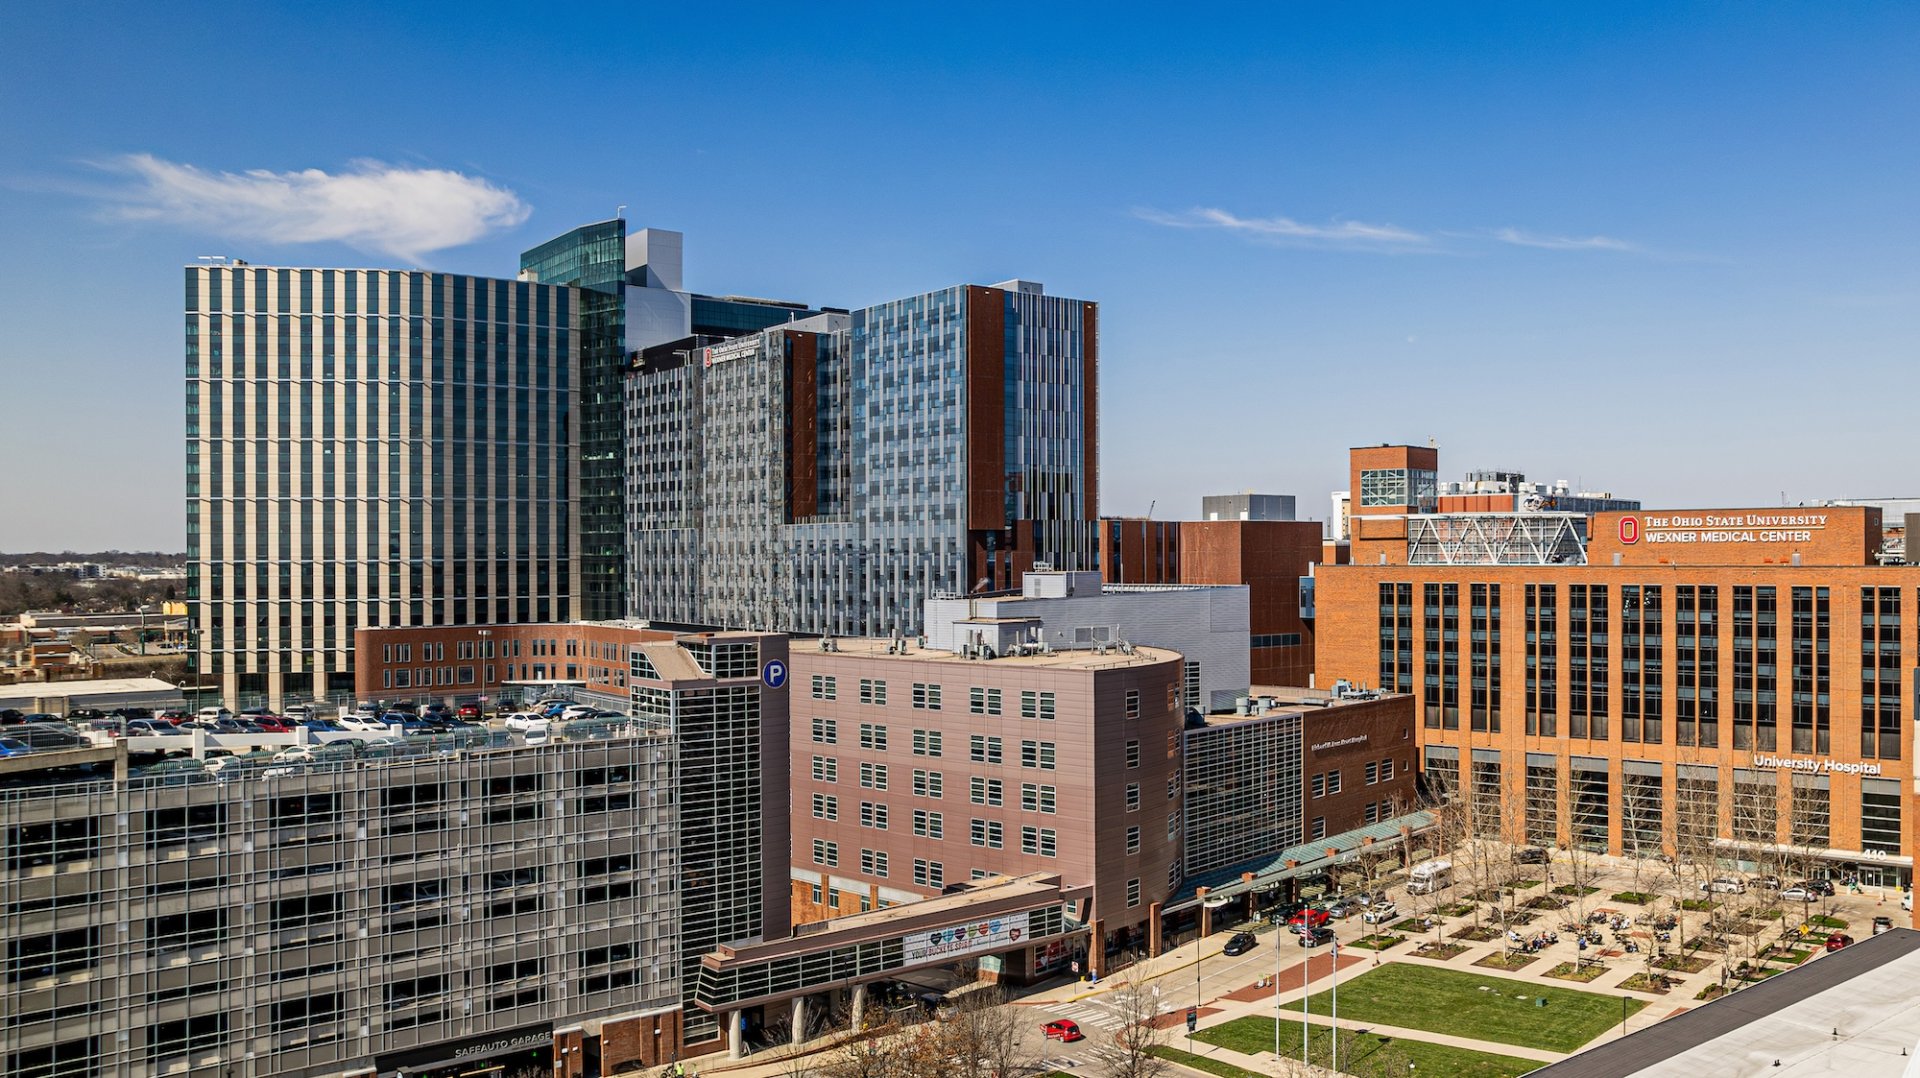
1406 513 1588 565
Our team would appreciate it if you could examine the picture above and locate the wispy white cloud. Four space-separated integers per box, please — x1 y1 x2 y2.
101 154 531 262
1490 227 1638 252
1131 206 1430 248
1136 205 1654 257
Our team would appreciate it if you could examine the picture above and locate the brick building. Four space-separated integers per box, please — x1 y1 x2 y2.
1316 502 1919 891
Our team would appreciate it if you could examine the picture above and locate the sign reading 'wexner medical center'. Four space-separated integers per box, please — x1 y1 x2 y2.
1621 512 1829 546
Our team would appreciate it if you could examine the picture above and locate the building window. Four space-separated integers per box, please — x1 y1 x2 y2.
1311 773 1325 799
811 717 837 744
970 819 1004 848
913 809 944 838
912 769 943 798
860 801 888 829
1167 776 1178 801
828 887 841 906
811 839 838 867
860 678 887 706
1126 740 1140 768
810 884 822 904
859 723 888 750
1310 817 1326 840
810 794 838 820
1327 770 1342 794
913 682 942 710
1020 740 1057 770
1126 826 1141 854
858 763 888 790
1126 878 1142 907
1863 783 1903 853
861 849 888 877
1365 761 1378 785
1021 690 1057 720
969 735 1003 764
1382 759 1395 781
811 756 837 783
1021 783 1057 813
811 675 837 700
913 859 945 888
1364 802 1380 824
1021 826 1060 856
912 729 943 757
1125 783 1140 811
970 687 1002 715
1168 813 1180 840
1126 690 1141 718
970 777 1004 806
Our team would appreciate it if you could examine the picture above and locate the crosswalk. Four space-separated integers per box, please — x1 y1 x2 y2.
1040 994 1182 1070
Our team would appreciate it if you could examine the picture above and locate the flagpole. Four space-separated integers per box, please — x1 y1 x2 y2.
1331 934 1340 1074
1302 926 1311 1065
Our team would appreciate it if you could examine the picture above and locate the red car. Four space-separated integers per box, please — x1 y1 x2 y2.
252 716 293 733
457 704 483 720
1826 932 1854 952
1042 1019 1084 1042
1289 908 1332 932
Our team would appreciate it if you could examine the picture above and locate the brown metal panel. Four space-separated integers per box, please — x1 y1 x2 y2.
966 286 1007 532
785 332 819 522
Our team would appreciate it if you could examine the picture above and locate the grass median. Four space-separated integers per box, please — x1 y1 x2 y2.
1196 1018 1540 1077
1276 962 1645 1053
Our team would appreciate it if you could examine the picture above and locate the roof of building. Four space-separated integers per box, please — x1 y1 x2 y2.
1193 684 1402 727
813 637 1179 670
0 677 182 704
1528 928 1920 1077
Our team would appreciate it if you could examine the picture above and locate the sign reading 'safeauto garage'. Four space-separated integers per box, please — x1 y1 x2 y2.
1589 506 1880 567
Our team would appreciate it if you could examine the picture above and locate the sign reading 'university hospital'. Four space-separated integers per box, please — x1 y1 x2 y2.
902 911 1029 964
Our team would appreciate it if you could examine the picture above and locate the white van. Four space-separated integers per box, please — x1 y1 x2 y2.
1406 859 1454 895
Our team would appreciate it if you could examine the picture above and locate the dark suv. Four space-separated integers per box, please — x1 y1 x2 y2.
1511 847 1550 865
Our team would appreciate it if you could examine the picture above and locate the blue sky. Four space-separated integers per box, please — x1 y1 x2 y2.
3 2 1915 551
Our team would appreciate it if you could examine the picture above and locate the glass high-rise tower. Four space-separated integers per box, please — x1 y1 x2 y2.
184 265 580 705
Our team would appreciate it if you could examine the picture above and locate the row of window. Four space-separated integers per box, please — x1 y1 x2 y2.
807 676 1056 719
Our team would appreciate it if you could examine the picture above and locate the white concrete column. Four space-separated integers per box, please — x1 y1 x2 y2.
850 984 867 1031
726 1011 743 1060
792 996 808 1045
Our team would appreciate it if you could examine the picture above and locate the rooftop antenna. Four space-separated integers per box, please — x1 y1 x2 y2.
615 204 627 220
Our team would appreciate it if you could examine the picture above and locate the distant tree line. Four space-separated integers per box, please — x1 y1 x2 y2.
0 573 180 617
0 551 185 569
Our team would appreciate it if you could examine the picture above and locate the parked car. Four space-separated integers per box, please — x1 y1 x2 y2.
1042 1020 1084 1042
1825 932 1854 952
521 721 553 746
1802 879 1836 897
250 716 293 733
1754 874 1782 890
126 719 188 737
0 708 25 724
1322 898 1356 919
282 704 317 721
298 718 347 733
1289 908 1332 933
156 709 192 725
504 712 547 733
0 736 34 757
1779 885 1816 903
1222 932 1258 956
1298 927 1336 948
83 719 125 739
197 706 233 722
1873 916 1895 935
1511 847 1550 865
14 723 87 751
68 708 108 723
456 703 483 720
1362 902 1399 924
1700 877 1748 894
338 714 389 733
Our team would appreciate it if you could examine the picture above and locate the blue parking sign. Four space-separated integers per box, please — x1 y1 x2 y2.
762 659 788 689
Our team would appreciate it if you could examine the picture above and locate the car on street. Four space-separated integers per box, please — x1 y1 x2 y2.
1801 879 1836 897
1042 1020 1084 1042
1289 908 1332 932
1825 932 1854 952
1511 847 1550 865
1361 902 1399 924
1298 927 1335 948
1322 898 1355 919
1222 932 1257 956
1700 877 1748 894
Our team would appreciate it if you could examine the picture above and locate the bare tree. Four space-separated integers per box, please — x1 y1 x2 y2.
1103 983 1170 1078
937 987 1030 1078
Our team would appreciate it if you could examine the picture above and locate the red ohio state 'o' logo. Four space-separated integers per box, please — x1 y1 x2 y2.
1619 516 1640 544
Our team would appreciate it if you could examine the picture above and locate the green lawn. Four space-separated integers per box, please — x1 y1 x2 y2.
1196 1017 1540 1077
1277 962 1646 1053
